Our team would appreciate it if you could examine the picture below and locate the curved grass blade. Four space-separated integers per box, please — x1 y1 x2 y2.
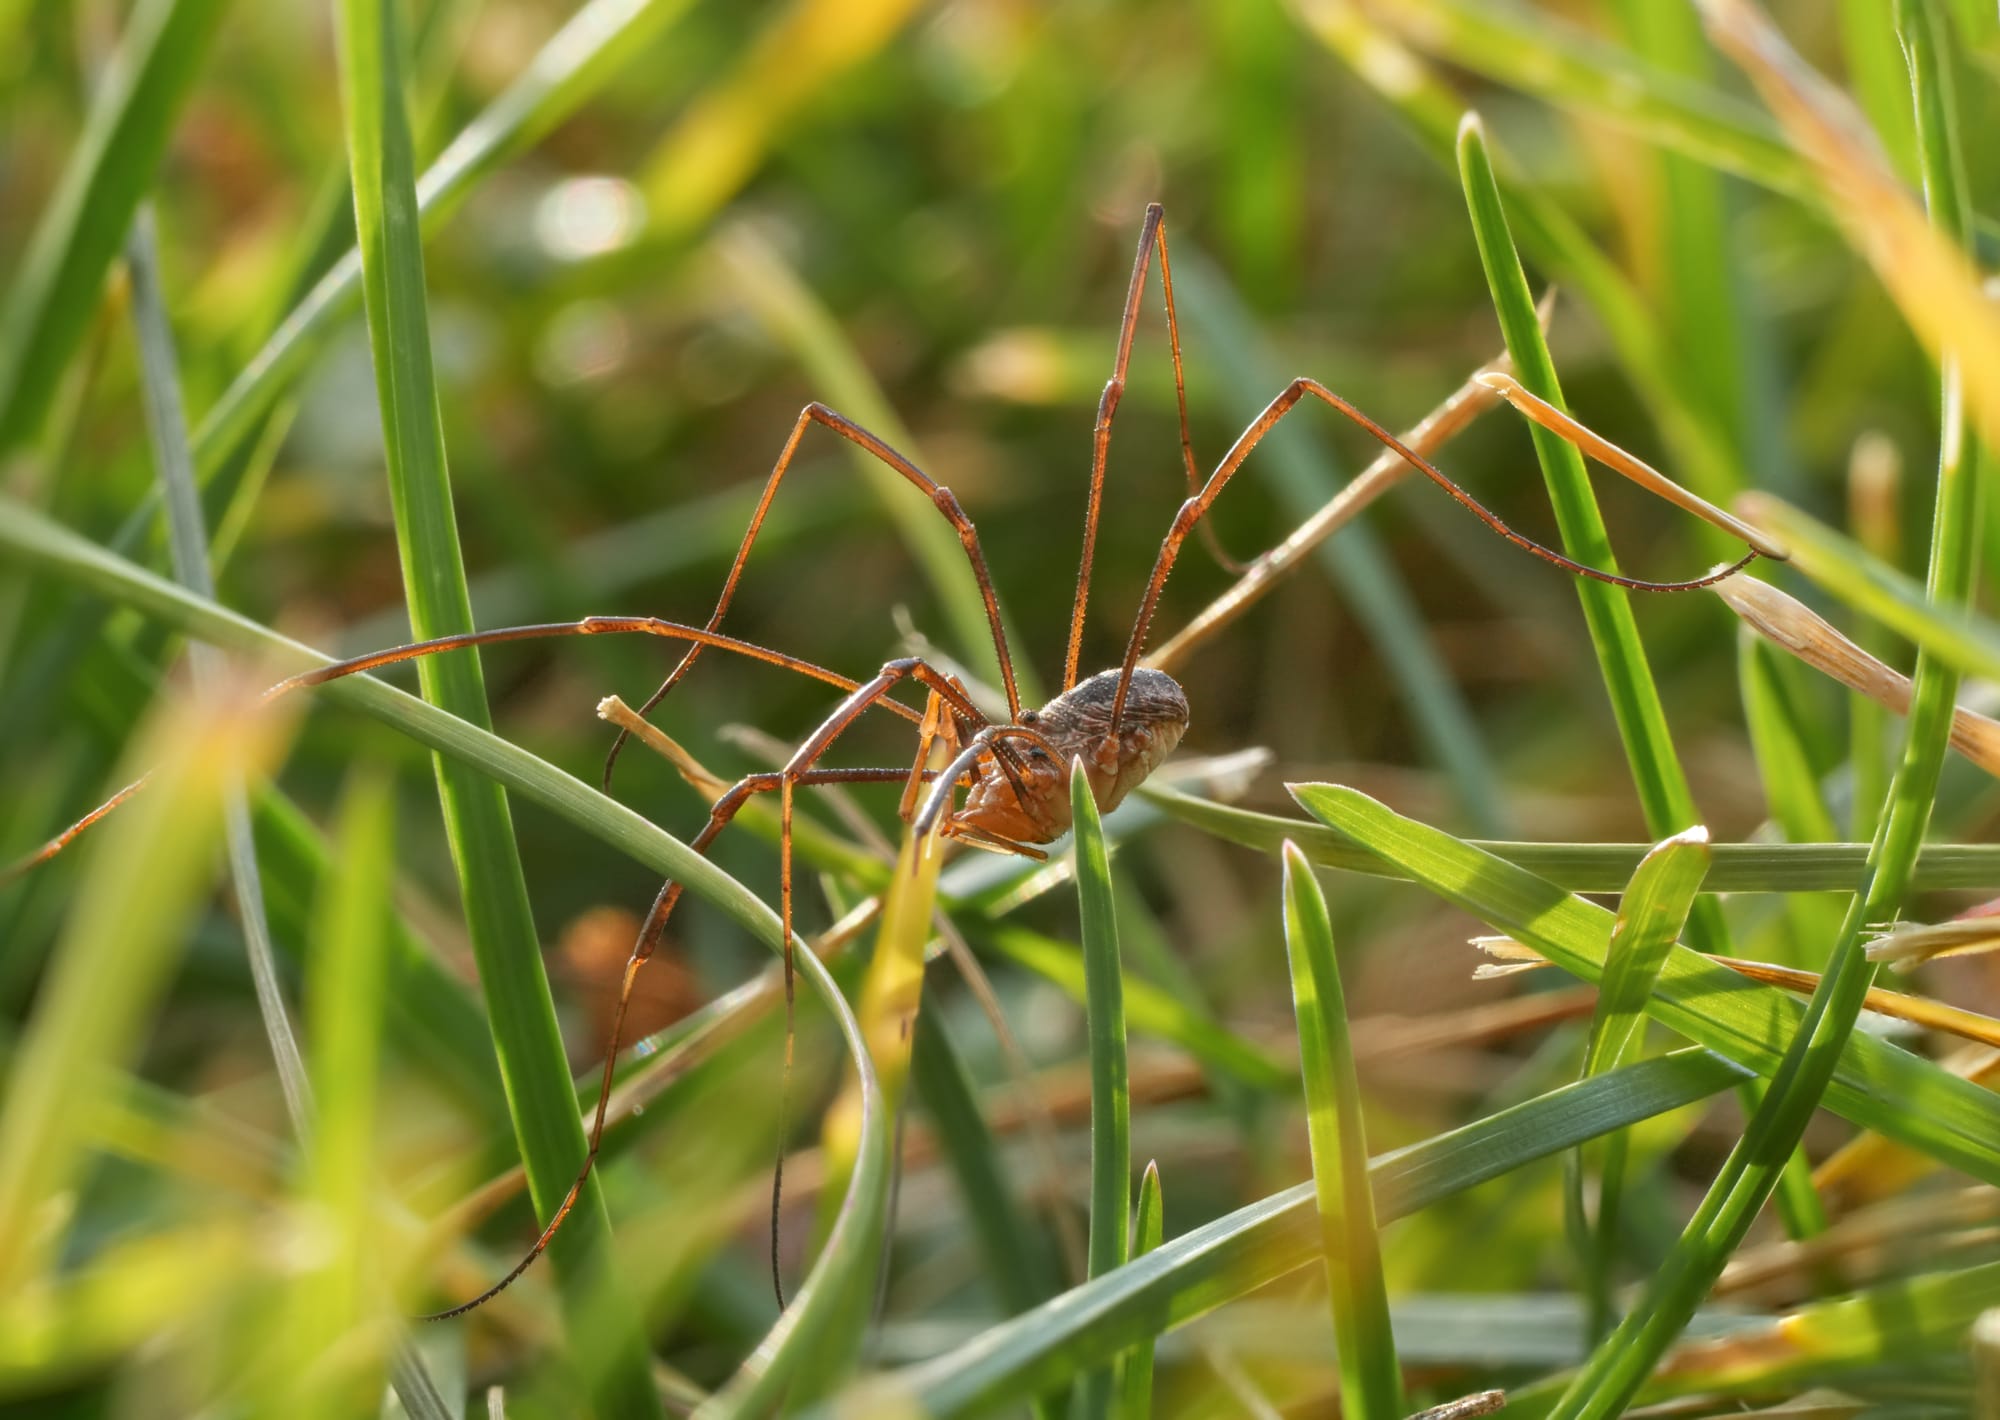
1280 843 1402 1417
1292 784 2000 1187
1117 1161 1165 1420
0 0 229 454
332 3 655 1411
1143 783 2000 893
809 1048 1752 1419
1571 827 1709 1342
1458 113 1731 961
1070 758 1132 1419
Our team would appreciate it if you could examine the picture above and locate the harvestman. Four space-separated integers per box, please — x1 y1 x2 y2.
13 204 1783 1318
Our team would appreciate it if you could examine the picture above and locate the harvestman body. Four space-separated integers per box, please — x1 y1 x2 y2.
12 204 1781 1319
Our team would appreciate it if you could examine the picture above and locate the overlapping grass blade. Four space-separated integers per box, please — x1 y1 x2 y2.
1569 828 1708 1342
0 685 285 1295
1549 6 1984 1410
811 1048 1752 1418
1293 784 2000 1187
1070 759 1132 1418
332 2 656 1412
1142 781 2000 891
0 0 228 454
1280 843 1401 1417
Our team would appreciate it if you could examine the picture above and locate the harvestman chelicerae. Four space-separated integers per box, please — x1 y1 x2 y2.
12 204 1783 1319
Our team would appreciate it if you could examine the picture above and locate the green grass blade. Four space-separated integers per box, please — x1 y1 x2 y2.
331 3 657 1412
1116 1161 1164 1420
1738 632 1849 970
1143 783 2000 893
0 689 282 1295
191 0 697 480
1069 759 1131 1419
1280 843 1402 1417
1291 783 2000 1186
1551 7 1984 1410
1569 827 1708 1342
981 924 1291 1091
1367 0 1812 205
0 0 228 454
813 1048 1751 1418
1292 8 1741 504
1456 113 1730 958
291 772 396 1420
911 1011 1056 1320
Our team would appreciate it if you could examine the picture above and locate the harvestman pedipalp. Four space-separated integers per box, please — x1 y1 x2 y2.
10 203 1783 1319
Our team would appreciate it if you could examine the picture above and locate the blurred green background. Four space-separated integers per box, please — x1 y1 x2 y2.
6 0 2000 1415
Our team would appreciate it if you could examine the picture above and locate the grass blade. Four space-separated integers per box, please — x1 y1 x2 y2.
1280 842 1402 1417
1550 7 1985 1410
0 0 228 454
1116 1161 1164 1420
816 1048 1752 1418
1456 113 1731 959
192 0 699 479
331 2 657 1412
1071 758 1131 1419
1569 827 1709 1342
0 686 286 1295
1291 784 2000 1188
1144 782 2000 893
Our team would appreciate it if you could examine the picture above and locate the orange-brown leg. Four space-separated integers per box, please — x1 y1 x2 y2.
603 403 1030 793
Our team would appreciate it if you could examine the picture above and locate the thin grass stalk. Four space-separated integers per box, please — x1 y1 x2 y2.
1116 1161 1165 1420
331 2 658 1412
1071 759 1131 1418
1549 6 1980 1411
1280 843 1402 1416
0 0 228 454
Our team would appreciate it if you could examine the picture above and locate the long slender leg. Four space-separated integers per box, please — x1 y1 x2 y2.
603 403 1027 793
8 616 929 878
1104 377 1768 734
422 762 930 1321
1063 203 1226 693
